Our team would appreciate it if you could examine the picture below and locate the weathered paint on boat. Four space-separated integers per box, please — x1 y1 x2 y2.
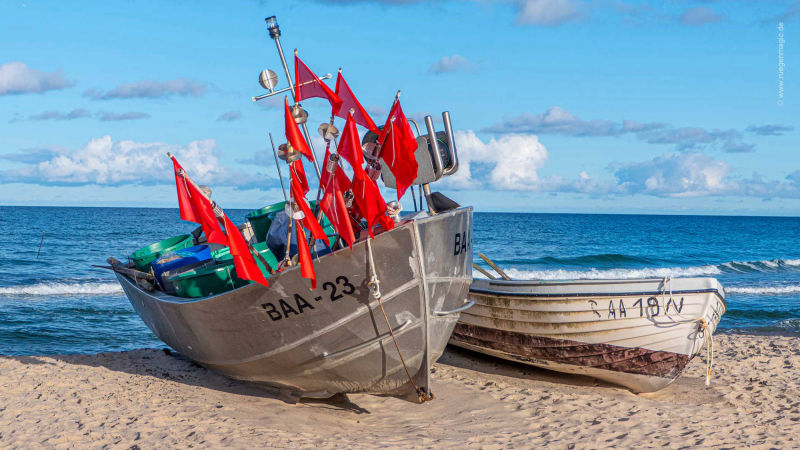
450 277 726 392
117 207 473 400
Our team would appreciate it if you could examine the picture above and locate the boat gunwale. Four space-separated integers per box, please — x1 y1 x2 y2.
469 286 727 308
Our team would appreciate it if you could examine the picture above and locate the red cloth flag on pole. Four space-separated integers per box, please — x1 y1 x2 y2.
170 156 199 224
336 113 367 180
294 54 342 112
352 176 394 238
290 160 309 195
320 148 353 193
285 97 313 161
291 177 328 243
378 99 419 199
320 149 356 250
295 222 316 289
337 112 393 238
222 214 269 287
334 71 378 133
185 181 228 246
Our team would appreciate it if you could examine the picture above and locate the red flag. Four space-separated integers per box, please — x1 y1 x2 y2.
337 113 367 180
320 149 356 249
378 100 419 199
321 148 352 191
352 175 393 238
185 179 228 246
223 214 269 287
170 156 199 224
290 160 309 195
338 113 392 237
295 55 342 112
295 223 316 289
291 177 328 243
334 71 378 133
285 97 313 161
380 99 417 152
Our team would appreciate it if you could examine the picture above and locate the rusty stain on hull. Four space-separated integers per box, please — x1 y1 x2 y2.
451 323 689 379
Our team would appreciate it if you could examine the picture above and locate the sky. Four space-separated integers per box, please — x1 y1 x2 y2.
0 0 797 215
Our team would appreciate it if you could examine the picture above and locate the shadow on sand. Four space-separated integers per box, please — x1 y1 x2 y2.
11 348 371 414
440 344 623 391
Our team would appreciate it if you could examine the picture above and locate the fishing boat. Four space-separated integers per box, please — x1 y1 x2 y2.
450 257 726 393
108 16 473 402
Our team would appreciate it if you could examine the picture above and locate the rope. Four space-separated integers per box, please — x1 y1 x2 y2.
661 275 714 386
365 238 433 403
698 318 714 386
660 275 673 308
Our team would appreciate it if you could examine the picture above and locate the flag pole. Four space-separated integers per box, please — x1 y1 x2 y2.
269 133 289 202
372 90 401 161
263 17 323 181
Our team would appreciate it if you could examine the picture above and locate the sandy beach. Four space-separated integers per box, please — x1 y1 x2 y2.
1 333 798 448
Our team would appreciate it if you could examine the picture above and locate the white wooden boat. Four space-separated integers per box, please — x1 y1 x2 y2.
450 277 726 392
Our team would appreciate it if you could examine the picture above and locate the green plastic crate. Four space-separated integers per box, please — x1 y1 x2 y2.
130 234 193 272
246 200 334 243
169 242 279 298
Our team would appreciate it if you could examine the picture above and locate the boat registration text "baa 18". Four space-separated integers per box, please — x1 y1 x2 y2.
260 275 356 321
589 296 685 320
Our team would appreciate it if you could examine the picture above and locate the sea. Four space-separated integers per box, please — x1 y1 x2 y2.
1 206 799 356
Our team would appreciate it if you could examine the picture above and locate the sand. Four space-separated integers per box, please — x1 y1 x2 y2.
1 333 798 448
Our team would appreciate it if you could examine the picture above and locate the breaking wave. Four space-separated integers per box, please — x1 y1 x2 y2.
473 257 800 281
0 282 123 296
493 265 721 281
726 285 800 295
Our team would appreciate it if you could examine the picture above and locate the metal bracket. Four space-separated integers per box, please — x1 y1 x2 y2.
433 299 474 316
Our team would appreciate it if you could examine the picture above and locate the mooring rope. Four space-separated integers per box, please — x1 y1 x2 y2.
661 275 714 386
365 237 432 403
698 318 714 386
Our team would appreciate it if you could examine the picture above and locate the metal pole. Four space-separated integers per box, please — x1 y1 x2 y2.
36 231 45 259
252 74 331 102
269 133 288 202
269 35 323 180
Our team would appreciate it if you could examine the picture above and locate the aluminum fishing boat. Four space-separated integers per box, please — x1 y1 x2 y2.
118 206 472 400
451 275 726 392
112 16 473 402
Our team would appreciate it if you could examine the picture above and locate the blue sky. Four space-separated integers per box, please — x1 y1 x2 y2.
1 0 797 215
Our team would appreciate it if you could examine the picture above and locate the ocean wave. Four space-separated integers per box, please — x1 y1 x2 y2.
726 286 800 295
532 253 658 266
719 259 800 273
474 265 721 281
0 282 123 296
473 256 800 281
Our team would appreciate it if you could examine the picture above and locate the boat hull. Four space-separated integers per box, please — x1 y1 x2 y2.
450 277 726 392
117 207 473 399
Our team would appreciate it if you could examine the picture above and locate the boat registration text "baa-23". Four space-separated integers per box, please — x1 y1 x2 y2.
589 296 685 320
261 275 356 321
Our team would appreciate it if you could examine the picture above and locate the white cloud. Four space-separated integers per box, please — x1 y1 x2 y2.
0 136 267 189
0 62 74 95
217 111 242 122
429 55 471 74
612 152 731 197
679 6 723 26
446 130 548 190
515 0 582 26
84 78 206 100
484 106 752 152
98 111 151 122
